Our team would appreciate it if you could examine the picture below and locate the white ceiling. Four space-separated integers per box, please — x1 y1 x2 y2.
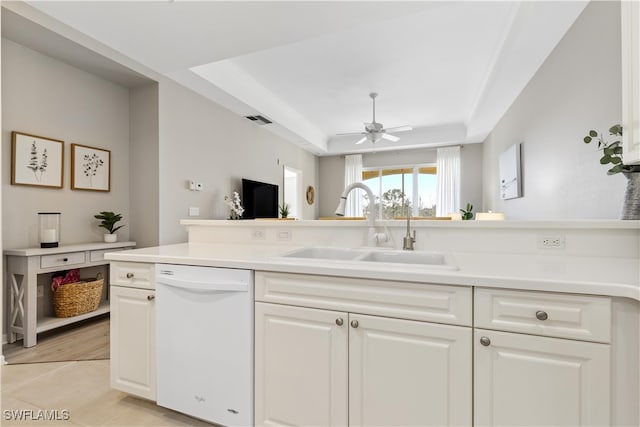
24 1 588 156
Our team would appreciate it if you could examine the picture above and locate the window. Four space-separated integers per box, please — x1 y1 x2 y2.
362 165 437 219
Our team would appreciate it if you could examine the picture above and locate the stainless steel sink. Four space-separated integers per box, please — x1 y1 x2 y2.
279 247 458 270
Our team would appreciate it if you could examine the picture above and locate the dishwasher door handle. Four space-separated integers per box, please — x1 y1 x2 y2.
157 275 248 292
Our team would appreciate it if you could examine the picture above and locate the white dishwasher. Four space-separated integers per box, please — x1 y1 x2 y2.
155 264 253 426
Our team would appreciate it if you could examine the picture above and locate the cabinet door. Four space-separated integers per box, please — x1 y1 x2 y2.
110 285 156 400
255 302 348 427
349 314 472 427
474 329 610 427
622 0 640 165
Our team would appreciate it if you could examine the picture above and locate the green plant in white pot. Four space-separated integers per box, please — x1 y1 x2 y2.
95 211 124 242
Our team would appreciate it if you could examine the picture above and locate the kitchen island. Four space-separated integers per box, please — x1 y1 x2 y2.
106 219 640 426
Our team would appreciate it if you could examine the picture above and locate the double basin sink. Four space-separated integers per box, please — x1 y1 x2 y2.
278 247 458 271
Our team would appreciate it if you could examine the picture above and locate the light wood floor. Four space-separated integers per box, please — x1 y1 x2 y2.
3 315 110 365
1 360 214 426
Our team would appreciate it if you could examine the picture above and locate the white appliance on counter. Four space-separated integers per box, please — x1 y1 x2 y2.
155 264 253 426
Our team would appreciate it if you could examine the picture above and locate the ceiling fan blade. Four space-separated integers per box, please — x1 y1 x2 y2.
384 125 413 133
336 131 366 136
382 133 400 142
355 137 368 145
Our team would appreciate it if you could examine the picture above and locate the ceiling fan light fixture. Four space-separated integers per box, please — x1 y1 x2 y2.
335 92 412 145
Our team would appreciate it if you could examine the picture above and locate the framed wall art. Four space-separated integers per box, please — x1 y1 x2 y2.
71 143 111 192
499 142 522 200
11 131 64 189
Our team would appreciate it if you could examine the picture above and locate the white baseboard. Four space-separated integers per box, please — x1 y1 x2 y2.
0 355 6 365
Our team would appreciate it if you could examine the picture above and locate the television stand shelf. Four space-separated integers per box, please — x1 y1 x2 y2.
5 241 135 347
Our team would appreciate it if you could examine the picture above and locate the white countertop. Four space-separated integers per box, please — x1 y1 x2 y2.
106 242 640 302
4 241 136 257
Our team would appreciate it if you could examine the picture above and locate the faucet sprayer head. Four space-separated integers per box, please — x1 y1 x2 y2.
335 197 347 216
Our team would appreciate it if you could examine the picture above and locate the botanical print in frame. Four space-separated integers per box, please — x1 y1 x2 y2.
71 143 111 192
499 142 522 200
11 131 64 189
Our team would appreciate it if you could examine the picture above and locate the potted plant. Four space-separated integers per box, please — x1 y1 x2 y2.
460 203 474 220
94 211 124 242
279 203 290 219
583 125 640 219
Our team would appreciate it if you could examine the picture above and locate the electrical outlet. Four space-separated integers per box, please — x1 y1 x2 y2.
188 180 196 191
37 285 44 297
277 230 291 241
252 229 266 240
537 235 565 249
195 182 203 191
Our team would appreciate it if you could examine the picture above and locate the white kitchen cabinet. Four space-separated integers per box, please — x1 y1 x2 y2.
474 329 610 427
255 296 472 427
622 0 640 165
255 302 348 426
474 287 612 427
110 262 156 401
349 313 471 427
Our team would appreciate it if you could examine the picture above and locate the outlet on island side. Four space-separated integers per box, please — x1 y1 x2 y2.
537 235 566 249
252 229 266 240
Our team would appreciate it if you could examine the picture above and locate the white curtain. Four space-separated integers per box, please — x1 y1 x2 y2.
344 154 363 217
436 146 461 217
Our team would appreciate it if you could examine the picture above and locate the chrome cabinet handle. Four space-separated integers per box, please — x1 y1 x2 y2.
335 318 344 326
126 273 134 279
480 336 491 346
147 295 155 301
536 310 548 321
350 320 359 328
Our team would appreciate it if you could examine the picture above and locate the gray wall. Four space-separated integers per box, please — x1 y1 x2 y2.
482 1 625 219
2 38 131 248
130 83 160 248
460 143 483 213
1 38 319 249
157 79 319 244
318 145 483 217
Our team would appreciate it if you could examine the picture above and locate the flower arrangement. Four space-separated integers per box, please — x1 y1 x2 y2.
225 191 245 220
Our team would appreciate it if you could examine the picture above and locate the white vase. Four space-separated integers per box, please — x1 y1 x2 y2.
104 233 117 243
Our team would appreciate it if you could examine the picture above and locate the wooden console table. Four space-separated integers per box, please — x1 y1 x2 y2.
5 241 136 347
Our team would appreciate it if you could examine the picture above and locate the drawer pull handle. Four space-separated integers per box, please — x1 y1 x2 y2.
61 258 68 262
147 295 155 301
126 273 134 279
536 310 548 321
480 336 491 346
350 320 359 328
335 318 344 326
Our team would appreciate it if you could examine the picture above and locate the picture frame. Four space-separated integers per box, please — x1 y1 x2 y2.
71 143 111 192
11 131 64 189
499 143 522 200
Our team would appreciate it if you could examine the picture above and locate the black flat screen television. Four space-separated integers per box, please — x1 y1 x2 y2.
241 178 278 219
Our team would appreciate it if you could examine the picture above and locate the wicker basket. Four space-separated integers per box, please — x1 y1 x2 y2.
52 275 104 318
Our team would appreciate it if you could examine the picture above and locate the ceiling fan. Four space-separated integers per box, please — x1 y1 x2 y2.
337 92 412 145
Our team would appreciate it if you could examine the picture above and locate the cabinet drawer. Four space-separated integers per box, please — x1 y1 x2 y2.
110 262 155 290
41 252 86 269
475 288 611 343
255 271 472 326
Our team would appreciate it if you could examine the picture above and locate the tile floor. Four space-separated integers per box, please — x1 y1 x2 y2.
1 360 214 426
